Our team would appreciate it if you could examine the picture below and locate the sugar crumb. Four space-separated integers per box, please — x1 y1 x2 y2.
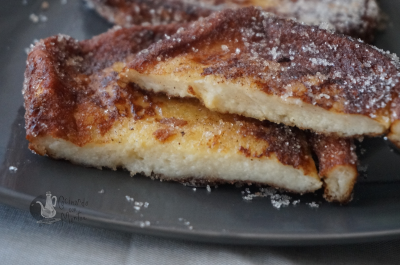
29 13 39 23
307 202 319 208
125 195 134 202
39 14 47 22
9 166 18 173
221 45 229 52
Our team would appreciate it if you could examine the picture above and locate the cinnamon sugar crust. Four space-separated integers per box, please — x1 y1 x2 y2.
310 135 357 177
23 24 180 147
123 7 400 136
23 25 322 194
310 134 358 203
86 0 381 42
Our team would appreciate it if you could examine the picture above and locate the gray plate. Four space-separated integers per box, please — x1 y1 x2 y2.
1 0 400 246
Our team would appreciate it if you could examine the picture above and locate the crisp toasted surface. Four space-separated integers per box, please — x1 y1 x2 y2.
122 7 400 137
24 26 322 194
310 135 358 203
87 0 381 42
23 25 180 146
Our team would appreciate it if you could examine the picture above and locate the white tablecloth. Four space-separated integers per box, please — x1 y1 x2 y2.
1 203 398 265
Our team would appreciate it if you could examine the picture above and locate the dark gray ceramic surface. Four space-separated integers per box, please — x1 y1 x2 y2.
1 0 400 246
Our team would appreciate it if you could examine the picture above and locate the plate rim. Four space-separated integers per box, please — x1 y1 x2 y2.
2 0 400 247
2 186 400 246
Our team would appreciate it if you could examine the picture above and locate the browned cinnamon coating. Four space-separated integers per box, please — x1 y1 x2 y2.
309 135 357 177
127 7 400 118
309 134 358 203
238 119 313 170
23 25 316 174
23 25 181 148
86 0 382 42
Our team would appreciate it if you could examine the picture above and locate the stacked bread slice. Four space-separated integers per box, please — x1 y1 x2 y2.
25 25 324 195
24 5 399 203
119 7 400 202
86 0 381 42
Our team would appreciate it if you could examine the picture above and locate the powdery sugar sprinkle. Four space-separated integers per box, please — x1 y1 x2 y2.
9 166 18 173
242 187 320 209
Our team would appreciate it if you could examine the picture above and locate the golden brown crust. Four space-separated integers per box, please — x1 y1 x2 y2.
87 0 381 42
309 134 357 176
88 0 212 27
23 25 181 146
309 134 358 203
322 165 357 204
24 24 318 175
238 119 314 174
126 7 400 118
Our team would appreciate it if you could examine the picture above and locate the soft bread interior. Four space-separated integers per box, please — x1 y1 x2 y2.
388 120 400 148
31 131 322 194
27 68 322 194
122 58 388 137
323 165 358 203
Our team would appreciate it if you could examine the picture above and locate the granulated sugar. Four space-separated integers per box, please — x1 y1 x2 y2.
39 15 48 22
292 200 300 206
242 187 319 209
9 166 18 173
125 195 134 202
29 13 39 23
136 220 151 228
125 196 149 211
178 218 194 230
307 202 320 208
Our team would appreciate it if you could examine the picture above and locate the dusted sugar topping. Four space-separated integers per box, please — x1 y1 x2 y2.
23 25 180 146
129 7 400 117
23 24 315 173
87 0 212 27
269 0 380 43
238 119 312 170
390 97 400 122
88 0 381 41
309 134 357 176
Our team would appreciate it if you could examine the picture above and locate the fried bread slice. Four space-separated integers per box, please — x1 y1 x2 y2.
23 26 323 194
310 135 358 203
86 0 381 42
121 7 400 137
